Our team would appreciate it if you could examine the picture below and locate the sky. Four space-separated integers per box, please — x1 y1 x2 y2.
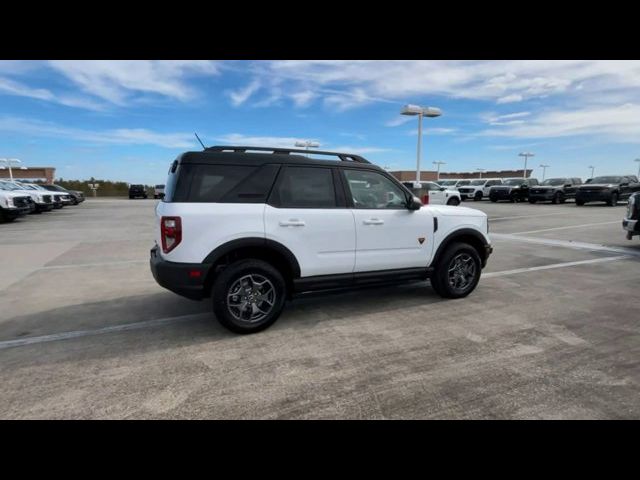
1 60 640 184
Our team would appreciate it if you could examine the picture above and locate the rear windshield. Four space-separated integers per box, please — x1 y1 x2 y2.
165 163 279 203
591 176 622 184
541 178 566 186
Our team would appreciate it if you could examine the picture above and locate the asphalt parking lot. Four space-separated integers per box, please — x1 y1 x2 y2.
1 198 639 419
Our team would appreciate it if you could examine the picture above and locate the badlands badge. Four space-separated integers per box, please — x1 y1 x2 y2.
418 237 425 245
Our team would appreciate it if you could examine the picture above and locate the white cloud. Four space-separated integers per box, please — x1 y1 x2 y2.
48 60 219 105
215 134 319 148
385 116 414 127
0 116 197 149
481 103 640 143
289 90 316 107
497 94 523 104
227 79 261 106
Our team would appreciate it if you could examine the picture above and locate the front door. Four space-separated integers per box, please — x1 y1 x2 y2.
342 169 434 272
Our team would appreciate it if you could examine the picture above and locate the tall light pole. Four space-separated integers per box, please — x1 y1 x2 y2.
635 158 640 178
539 164 550 181
518 152 534 179
294 140 320 150
401 104 442 185
0 158 24 181
588 165 595 179
476 168 486 179
432 161 446 181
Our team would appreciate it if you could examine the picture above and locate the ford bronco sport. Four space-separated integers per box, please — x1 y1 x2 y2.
150 146 493 334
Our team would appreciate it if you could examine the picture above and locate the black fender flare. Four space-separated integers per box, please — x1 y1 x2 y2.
202 237 301 278
432 228 490 268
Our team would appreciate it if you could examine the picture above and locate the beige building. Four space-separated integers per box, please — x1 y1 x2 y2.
0 167 56 184
389 169 533 182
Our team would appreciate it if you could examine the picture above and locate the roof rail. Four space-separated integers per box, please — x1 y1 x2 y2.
204 145 371 164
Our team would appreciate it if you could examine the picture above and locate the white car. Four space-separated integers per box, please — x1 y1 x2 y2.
457 178 504 201
150 146 493 334
402 181 462 205
437 179 472 190
0 180 54 213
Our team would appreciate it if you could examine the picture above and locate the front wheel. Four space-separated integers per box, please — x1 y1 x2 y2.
212 259 287 334
430 242 482 299
447 197 460 206
473 192 483 202
608 193 618 206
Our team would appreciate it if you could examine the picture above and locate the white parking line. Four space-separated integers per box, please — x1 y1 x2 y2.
491 233 640 257
490 212 572 221
42 260 147 270
511 221 620 235
483 255 628 278
0 313 210 350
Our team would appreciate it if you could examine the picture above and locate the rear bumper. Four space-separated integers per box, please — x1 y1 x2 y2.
149 245 211 300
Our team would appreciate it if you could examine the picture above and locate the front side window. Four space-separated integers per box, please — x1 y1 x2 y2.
271 166 336 208
344 169 408 209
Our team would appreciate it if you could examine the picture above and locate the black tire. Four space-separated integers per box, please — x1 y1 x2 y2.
552 192 560 204
559 195 566 204
509 194 516 203
447 197 460 206
429 242 482 299
473 192 483 201
608 192 618 206
490 197 497 203
129 196 134 199
212 259 287 334
576 200 584 206
528 198 537 204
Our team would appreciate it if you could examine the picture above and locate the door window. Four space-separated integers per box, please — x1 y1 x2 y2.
344 170 408 209
270 166 336 208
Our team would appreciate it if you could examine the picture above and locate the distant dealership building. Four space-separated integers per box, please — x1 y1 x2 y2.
0 166 56 184
389 169 533 182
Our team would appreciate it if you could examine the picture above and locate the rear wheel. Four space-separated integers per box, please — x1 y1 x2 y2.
490 197 497 203
608 192 618 206
528 198 537 204
212 259 287 334
447 197 460 206
430 242 482 299
552 192 561 204
576 200 584 206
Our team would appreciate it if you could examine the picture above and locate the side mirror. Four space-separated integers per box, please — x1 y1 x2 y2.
407 198 422 210
621 182 629 187
439 186 446 191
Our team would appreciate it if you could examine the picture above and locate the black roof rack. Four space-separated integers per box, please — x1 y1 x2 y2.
204 146 371 164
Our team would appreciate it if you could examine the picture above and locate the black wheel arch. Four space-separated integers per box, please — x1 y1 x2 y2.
202 238 301 295
432 229 490 269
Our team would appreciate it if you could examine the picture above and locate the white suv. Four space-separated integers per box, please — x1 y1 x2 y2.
150 146 493 334
402 181 462 205
457 178 503 201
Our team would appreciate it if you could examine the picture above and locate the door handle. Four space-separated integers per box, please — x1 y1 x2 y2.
363 218 384 225
279 219 306 227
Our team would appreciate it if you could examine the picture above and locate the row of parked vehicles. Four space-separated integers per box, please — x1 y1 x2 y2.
0 180 85 223
428 175 640 206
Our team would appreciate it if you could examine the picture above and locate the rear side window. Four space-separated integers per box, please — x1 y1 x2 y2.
270 166 336 208
165 163 279 203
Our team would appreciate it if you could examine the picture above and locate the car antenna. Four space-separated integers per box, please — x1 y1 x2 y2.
194 132 206 150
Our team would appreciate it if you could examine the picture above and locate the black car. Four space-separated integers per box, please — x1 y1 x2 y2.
40 184 82 205
623 192 640 240
528 177 582 204
575 175 640 206
489 177 539 202
129 184 148 199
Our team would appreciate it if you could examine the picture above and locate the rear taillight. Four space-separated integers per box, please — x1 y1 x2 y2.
421 194 430 205
161 216 182 253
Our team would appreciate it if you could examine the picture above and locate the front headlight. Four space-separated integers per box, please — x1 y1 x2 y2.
628 196 635 218
6 197 14 207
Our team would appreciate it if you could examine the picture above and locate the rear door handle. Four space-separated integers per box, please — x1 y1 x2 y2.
363 218 384 225
279 219 306 227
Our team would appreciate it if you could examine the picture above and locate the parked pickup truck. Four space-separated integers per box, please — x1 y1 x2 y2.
575 175 640 206
623 192 640 240
529 177 583 204
0 189 32 222
489 178 539 203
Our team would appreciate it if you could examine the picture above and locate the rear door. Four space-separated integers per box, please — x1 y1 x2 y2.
264 165 356 278
343 169 434 272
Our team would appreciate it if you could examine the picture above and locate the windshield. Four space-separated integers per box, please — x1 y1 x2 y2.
0 181 20 191
469 180 486 186
542 178 566 186
456 180 470 186
439 180 457 186
503 179 523 186
591 176 622 184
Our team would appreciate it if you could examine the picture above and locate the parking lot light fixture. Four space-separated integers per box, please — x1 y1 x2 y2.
518 152 534 179
433 161 446 181
588 165 595 179
539 164 550 181
476 168 486 179
401 104 442 183
0 158 23 181
294 140 320 150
